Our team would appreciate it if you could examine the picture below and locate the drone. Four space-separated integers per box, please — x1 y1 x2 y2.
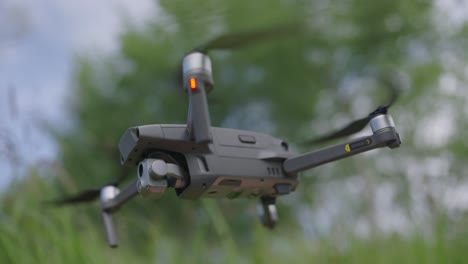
52 25 402 248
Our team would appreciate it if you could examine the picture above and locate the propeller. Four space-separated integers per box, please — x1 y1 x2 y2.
303 73 401 145
192 22 302 53
175 22 303 86
48 176 125 206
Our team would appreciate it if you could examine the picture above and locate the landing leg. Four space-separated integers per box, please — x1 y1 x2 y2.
257 196 278 229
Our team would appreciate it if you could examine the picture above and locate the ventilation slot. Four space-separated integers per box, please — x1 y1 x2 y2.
197 157 209 172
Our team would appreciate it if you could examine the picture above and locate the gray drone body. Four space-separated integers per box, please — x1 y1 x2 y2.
119 125 298 200
54 32 402 248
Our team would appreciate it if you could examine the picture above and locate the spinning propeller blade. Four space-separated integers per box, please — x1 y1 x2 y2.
175 22 303 91
49 177 125 206
304 73 401 145
194 22 301 53
51 188 103 205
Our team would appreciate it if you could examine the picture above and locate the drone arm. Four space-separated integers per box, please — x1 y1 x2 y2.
187 79 212 143
99 159 187 247
99 179 139 248
183 52 214 143
101 179 139 212
283 115 401 175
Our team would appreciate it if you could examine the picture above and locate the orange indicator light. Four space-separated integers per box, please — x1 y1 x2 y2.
189 77 198 90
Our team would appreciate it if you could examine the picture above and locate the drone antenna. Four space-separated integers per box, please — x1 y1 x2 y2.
182 52 213 143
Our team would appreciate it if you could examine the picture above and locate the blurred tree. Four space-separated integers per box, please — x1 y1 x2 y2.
55 0 451 248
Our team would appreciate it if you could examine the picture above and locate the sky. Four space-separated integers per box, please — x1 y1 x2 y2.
0 0 156 189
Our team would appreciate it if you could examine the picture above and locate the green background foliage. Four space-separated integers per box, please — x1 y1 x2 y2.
1 0 468 263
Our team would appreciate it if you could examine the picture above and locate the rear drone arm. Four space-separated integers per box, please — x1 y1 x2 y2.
183 52 214 143
283 114 401 174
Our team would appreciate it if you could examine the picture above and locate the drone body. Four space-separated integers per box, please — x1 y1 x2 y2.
53 27 402 248
120 124 297 200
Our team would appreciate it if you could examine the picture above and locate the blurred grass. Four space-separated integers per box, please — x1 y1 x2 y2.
1 171 468 264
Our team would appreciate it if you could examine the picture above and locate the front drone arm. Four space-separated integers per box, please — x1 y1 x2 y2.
101 179 139 212
99 179 139 248
98 159 186 248
283 114 401 174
